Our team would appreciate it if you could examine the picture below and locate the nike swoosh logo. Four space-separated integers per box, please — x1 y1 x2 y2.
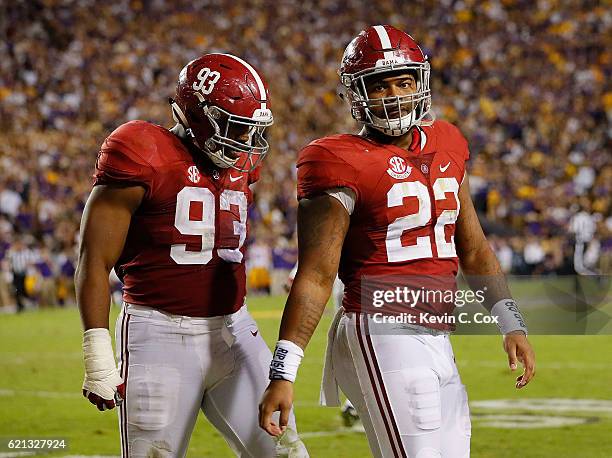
439 162 451 172
251 330 258 337
229 175 243 182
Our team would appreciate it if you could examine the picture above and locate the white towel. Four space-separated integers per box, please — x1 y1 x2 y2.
319 306 345 406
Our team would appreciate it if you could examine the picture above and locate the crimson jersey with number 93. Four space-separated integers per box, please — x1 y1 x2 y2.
94 121 259 317
297 120 470 328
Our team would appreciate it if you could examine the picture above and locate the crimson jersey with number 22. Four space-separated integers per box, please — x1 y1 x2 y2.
94 120 258 317
297 120 469 324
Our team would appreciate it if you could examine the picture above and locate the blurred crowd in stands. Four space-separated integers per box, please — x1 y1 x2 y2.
0 0 609 309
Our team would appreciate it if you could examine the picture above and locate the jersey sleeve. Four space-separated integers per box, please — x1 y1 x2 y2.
450 129 470 184
296 144 360 201
458 130 470 162
93 125 154 192
442 121 470 162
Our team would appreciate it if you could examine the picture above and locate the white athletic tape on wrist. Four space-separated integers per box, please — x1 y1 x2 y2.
269 340 304 383
82 328 123 400
490 299 528 335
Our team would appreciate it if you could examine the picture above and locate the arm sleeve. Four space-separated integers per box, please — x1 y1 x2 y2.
288 263 298 282
296 145 360 202
325 187 356 215
93 134 154 193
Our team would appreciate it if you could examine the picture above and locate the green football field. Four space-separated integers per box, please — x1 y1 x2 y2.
1 296 612 457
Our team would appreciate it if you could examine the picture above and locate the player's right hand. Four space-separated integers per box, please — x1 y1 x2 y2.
259 380 294 436
82 328 124 411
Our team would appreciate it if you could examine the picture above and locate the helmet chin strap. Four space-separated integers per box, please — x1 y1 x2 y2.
206 149 235 169
170 123 187 138
170 101 201 145
369 109 416 136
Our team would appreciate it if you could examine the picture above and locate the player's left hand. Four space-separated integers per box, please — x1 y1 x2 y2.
259 380 293 436
503 331 536 389
83 382 125 411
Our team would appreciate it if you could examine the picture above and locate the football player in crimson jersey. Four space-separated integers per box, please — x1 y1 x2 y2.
76 53 308 457
260 26 535 457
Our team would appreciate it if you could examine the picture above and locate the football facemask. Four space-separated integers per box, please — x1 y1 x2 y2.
171 100 273 173
200 104 272 172
343 64 434 136
339 25 435 136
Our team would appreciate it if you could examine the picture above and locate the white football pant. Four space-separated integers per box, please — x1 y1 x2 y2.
331 312 471 458
115 303 303 457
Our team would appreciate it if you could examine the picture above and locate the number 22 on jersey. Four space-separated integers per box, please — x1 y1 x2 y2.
170 186 247 265
386 177 460 262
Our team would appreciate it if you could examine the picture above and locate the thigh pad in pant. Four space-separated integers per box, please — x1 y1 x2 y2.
384 367 441 435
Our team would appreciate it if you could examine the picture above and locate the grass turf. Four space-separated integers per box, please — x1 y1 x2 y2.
1 296 611 457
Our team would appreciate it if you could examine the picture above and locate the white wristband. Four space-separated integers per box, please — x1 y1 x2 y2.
490 299 528 335
82 328 123 400
269 340 304 383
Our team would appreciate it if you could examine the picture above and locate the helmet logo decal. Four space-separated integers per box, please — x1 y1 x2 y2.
375 56 409 67
187 165 201 184
387 156 412 179
193 68 221 95
253 108 273 121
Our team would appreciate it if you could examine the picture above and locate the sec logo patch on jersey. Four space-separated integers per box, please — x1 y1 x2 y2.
387 156 412 179
187 165 201 183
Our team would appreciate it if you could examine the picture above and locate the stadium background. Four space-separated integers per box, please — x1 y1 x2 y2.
0 1 610 457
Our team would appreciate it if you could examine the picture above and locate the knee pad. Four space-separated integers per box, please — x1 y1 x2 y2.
383 367 441 435
130 439 173 458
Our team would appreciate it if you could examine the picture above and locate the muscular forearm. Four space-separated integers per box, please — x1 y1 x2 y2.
460 244 512 311
455 175 514 309
460 239 503 276
75 254 113 330
279 273 334 349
